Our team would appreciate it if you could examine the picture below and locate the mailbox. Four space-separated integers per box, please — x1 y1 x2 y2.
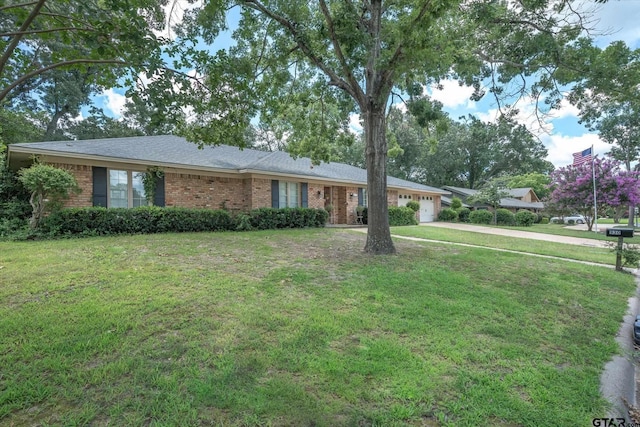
606 228 635 238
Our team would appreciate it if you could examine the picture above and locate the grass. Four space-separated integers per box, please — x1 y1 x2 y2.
390 225 617 265
500 222 640 243
0 228 636 426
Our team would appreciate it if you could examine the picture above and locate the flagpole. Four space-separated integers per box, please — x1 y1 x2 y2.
592 145 598 233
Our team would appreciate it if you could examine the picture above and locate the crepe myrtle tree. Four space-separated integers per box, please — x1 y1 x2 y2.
548 157 640 231
18 163 78 229
171 0 593 255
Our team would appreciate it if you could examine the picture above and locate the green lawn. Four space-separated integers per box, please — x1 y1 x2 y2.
501 222 640 243
0 229 636 426
390 225 617 265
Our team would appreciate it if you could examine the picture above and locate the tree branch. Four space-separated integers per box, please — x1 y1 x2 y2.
0 1 38 12
379 0 433 100
0 26 94 37
0 0 48 78
240 0 360 102
318 0 365 106
0 59 127 103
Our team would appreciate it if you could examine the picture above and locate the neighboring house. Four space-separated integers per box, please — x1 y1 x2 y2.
8 135 448 225
441 186 544 212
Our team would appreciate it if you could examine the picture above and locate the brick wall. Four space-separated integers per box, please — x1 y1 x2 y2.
50 163 93 208
307 184 325 210
46 163 440 224
387 190 398 207
247 178 272 210
165 173 248 211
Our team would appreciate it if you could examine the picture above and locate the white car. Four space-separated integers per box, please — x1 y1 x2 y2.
550 214 586 224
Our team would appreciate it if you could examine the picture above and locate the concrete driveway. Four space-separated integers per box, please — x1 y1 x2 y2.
421 221 612 248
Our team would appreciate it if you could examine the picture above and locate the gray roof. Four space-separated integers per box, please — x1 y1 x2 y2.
9 135 447 194
506 188 532 198
441 185 543 210
441 196 471 208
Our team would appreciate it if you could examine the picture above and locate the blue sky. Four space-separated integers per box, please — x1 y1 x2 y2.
93 2 640 169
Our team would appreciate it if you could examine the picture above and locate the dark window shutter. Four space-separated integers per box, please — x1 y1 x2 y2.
93 167 108 207
358 188 363 206
154 174 165 207
301 183 308 207
271 180 279 208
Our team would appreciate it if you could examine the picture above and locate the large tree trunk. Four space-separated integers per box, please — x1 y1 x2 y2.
363 107 395 255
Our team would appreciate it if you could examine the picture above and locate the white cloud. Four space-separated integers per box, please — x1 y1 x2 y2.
101 89 128 117
475 95 553 135
591 1 640 47
541 132 607 167
547 97 580 121
348 113 362 134
426 80 477 110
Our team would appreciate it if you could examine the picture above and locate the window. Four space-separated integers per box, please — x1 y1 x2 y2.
109 170 147 208
278 181 299 208
362 189 368 207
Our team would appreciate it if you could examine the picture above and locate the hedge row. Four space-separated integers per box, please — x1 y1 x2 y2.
356 206 417 226
40 206 329 236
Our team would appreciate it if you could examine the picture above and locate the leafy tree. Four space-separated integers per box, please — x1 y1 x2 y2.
0 109 46 144
64 110 144 140
0 142 31 232
18 163 78 228
507 173 551 200
548 157 640 231
175 0 591 254
563 41 640 226
467 180 510 224
0 0 169 104
421 116 551 189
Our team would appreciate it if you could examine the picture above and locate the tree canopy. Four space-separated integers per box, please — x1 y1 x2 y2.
564 41 640 171
0 0 171 104
548 157 640 231
170 0 589 254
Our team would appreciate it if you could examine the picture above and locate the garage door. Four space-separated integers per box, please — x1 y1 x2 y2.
398 194 410 207
419 196 435 222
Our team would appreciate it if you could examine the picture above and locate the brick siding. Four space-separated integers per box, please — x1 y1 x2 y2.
50 163 93 208
48 163 441 223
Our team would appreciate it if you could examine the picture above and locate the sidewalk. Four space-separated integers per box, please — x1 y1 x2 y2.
420 221 612 248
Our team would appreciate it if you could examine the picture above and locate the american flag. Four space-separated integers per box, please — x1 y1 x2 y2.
572 147 593 166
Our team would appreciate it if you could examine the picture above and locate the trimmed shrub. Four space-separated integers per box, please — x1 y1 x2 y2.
389 206 418 226
495 208 515 225
456 207 471 223
358 207 418 226
515 209 537 227
541 217 549 224
450 197 463 210
40 206 327 237
469 209 493 224
247 207 327 229
438 208 458 222
567 218 576 225
406 200 420 212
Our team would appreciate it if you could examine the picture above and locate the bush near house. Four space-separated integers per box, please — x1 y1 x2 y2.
39 206 328 237
515 209 537 227
456 207 471 223
388 206 418 226
405 200 420 212
495 208 515 225
469 209 493 224
438 208 459 222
